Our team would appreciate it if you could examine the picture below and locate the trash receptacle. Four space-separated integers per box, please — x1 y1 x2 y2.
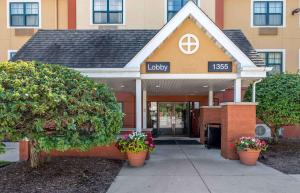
205 123 221 149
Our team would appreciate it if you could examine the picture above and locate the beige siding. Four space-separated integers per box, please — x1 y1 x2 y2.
76 0 216 29
0 0 68 61
224 0 300 73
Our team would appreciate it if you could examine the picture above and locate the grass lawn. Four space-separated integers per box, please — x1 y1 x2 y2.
260 139 300 174
0 160 10 167
0 157 122 193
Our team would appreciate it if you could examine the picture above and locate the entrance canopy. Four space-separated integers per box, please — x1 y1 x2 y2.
100 78 246 96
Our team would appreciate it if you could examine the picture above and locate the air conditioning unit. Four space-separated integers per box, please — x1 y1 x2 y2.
256 124 272 138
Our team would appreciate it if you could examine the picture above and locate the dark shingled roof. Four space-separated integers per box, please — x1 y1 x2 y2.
12 29 264 68
223 30 264 66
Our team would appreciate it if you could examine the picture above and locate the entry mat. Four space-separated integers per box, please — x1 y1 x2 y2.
154 140 201 145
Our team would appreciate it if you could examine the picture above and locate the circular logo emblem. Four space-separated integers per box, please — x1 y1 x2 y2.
178 34 199 55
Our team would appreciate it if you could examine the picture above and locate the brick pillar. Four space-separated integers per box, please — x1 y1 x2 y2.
221 103 256 160
199 106 222 144
19 140 30 161
215 0 224 29
68 0 76 29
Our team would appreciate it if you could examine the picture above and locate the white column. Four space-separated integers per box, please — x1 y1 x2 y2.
208 89 214 106
234 78 242 103
135 79 142 132
142 90 147 129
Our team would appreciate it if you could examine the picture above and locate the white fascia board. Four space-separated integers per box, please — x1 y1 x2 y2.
125 1 256 69
73 68 140 78
239 66 272 78
141 74 238 80
73 68 139 73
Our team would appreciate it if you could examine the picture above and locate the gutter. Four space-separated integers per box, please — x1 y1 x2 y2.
252 79 262 103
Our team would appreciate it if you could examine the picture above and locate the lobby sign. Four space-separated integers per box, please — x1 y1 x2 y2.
146 62 170 73
208 62 232 72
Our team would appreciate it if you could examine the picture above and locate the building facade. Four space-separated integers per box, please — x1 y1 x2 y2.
2 0 300 142
14 2 269 158
0 0 70 61
2 0 300 73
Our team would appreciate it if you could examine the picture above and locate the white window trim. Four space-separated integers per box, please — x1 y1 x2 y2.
7 0 42 29
164 0 201 24
250 0 286 28
7 50 18 60
256 49 286 73
90 0 126 26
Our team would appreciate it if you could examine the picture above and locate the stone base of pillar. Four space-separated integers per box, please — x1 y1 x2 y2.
220 102 257 160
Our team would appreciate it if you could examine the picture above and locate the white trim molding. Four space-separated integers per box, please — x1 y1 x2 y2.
7 0 42 29
141 73 238 80
125 1 258 70
74 68 140 78
250 0 286 28
256 49 286 73
89 0 126 26
178 33 200 55
164 0 201 24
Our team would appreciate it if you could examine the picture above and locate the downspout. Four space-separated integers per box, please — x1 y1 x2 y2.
252 79 262 103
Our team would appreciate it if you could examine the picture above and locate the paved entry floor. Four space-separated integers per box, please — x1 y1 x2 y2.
107 145 300 193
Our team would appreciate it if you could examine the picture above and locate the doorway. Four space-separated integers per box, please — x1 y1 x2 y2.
146 102 190 136
158 102 188 136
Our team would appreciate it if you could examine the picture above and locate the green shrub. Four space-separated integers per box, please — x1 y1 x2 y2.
0 61 123 167
244 73 300 140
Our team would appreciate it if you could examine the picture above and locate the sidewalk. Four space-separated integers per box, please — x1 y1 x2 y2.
107 145 300 193
0 142 19 162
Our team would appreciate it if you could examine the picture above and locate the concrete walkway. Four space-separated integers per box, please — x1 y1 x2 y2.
107 145 300 193
0 142 19 162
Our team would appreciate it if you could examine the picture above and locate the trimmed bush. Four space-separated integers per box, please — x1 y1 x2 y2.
0 61 123 167
244 73 300 140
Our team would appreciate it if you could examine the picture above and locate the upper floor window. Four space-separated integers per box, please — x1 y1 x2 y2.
167 0 198 21
8 50 17 60
253 1 283 26
259 51 283 75
93 0 123 24
9 2 39 27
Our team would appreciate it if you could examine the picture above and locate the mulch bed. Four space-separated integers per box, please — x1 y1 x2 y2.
0 157 122 193
259 139 300 174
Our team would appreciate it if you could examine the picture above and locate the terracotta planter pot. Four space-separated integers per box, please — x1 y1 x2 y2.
127 151 147 167
238 149 261 166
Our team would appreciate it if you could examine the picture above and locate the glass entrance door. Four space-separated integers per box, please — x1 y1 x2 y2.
158 102 189 136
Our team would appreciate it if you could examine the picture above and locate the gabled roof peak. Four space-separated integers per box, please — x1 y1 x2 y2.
125 1 258 69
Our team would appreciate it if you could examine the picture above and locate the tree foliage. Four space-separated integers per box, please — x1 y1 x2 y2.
244 73 300 136
0 61 123 163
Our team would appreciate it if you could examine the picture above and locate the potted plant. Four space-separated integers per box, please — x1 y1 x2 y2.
236 137 268 166
117 132 155 167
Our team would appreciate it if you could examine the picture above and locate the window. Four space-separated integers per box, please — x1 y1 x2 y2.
258 51 283 74
93 0 123 24
9 2 39 27
167 0 198 21
8 50 17 60
253 1 283 26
